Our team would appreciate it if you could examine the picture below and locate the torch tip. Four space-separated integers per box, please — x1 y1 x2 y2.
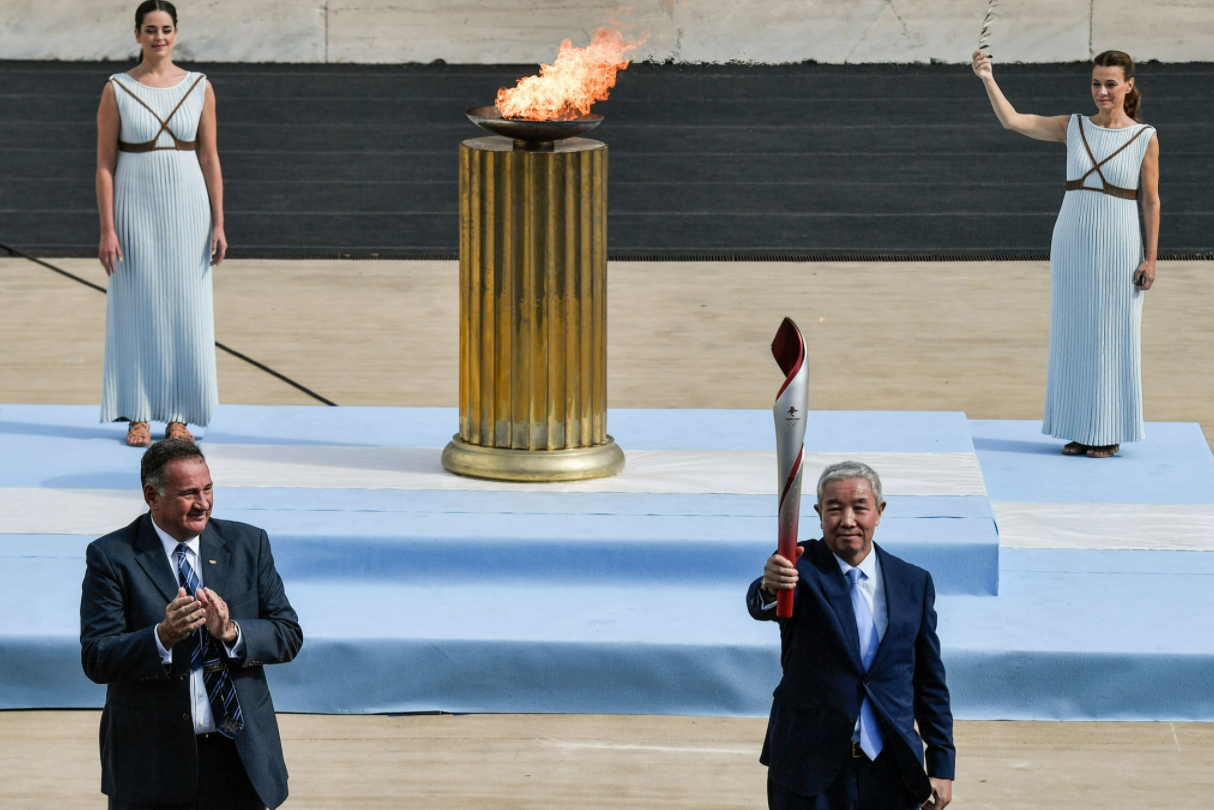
771 317 806 378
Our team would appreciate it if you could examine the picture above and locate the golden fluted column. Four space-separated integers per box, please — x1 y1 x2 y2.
441 135 625 481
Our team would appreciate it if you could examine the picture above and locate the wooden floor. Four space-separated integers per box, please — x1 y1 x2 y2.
2 257 1212 444
2 256 1213 808
1 712 1211 810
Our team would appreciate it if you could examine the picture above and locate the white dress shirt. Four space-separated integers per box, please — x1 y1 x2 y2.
150 519 244 735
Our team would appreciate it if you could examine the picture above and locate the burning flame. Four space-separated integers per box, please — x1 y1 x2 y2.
496 25 646 121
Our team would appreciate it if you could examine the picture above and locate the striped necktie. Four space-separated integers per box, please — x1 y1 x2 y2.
847 567 884 760
176 543 245 738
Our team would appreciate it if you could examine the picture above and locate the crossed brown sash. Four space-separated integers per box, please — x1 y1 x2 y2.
112 75 205 153
1064 116 1153 201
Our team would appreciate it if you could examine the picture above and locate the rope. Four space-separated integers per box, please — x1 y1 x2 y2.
0 241 338 407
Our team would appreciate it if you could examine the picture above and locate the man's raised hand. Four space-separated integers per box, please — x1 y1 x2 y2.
762 546 805 594
198 587 239 644
157 587 206 648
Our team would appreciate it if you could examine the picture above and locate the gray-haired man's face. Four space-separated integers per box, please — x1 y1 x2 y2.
815 477 885 566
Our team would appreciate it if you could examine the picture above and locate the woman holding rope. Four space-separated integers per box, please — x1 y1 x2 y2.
96 0 225 446
972 49 1160 459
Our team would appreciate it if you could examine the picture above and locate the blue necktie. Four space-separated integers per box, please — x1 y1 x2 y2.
847 567 884 760
176 544 245 738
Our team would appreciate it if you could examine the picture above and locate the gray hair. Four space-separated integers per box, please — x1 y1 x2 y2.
816 460 883 505
141 438 206 495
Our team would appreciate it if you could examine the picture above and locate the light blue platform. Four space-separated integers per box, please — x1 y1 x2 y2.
0 404 999 596
2 404 1212 720
971 419 1214 504
208 491 995 591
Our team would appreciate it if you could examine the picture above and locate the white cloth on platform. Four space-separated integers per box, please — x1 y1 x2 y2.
101 72 218 427
1042 114 1155 446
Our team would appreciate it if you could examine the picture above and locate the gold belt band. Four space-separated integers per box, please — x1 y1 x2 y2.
118 140 196 153
1064 179 1138 200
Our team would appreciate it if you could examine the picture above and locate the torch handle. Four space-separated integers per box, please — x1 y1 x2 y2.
777 530 797 618
777 586 794 618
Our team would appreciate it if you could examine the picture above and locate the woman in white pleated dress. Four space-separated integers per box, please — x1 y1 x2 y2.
973 49 1160 459
96 0 226 446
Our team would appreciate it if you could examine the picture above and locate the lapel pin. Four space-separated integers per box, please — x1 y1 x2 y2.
208 560 217 565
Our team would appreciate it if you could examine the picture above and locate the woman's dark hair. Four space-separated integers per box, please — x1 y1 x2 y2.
1093 50 1142 122
134 1 178 63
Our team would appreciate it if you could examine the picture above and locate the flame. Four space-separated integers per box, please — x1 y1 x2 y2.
495 25 646 121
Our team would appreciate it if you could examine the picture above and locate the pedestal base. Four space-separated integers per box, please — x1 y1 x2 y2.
441 435 625 482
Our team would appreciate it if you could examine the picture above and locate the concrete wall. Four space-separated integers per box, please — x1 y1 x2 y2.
2 0 1211 64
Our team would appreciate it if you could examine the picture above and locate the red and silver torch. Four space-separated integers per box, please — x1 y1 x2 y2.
771 318 809 618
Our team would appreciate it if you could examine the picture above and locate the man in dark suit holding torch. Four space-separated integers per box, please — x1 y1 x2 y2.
747 461 955 810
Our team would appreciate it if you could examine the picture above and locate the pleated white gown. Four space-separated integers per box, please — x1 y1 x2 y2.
1042 115 1155 446
101 72 218 427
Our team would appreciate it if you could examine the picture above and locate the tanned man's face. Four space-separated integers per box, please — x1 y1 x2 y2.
145 458 213 541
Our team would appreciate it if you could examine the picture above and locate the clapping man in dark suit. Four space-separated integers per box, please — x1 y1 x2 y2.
747 461 955 810
80 439 303 810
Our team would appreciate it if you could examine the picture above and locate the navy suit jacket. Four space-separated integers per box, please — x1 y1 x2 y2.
747 538 955 802
80 514 303 809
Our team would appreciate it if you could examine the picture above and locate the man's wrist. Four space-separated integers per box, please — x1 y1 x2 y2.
222 620 240 645
156 622 175 649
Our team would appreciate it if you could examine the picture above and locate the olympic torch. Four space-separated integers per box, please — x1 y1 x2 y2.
771 317 809 619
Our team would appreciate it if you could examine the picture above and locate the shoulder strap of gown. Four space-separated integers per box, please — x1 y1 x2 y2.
1095 125 1152 168
1075 117 1109 188
111 77 163 122
1074 117 1153 189
111 74 205 150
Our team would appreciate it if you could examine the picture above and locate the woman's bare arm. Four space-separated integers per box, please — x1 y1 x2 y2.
196 80 227 266
96 82 122 276
972 51 1068 143
1135 133 1161 290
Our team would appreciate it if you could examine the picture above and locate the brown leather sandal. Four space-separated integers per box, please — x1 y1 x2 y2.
1062 442 1089 456
126 421 151 447
166 422 195 443
1086 444 1119 458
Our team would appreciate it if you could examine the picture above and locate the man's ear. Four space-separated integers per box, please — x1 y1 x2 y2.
143 483 159 509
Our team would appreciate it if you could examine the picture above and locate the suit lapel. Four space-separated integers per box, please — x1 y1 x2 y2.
200 523 231 597
133 513 180 603
806 540 864 671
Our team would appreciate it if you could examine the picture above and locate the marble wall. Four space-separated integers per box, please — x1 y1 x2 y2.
2 0 1211 63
